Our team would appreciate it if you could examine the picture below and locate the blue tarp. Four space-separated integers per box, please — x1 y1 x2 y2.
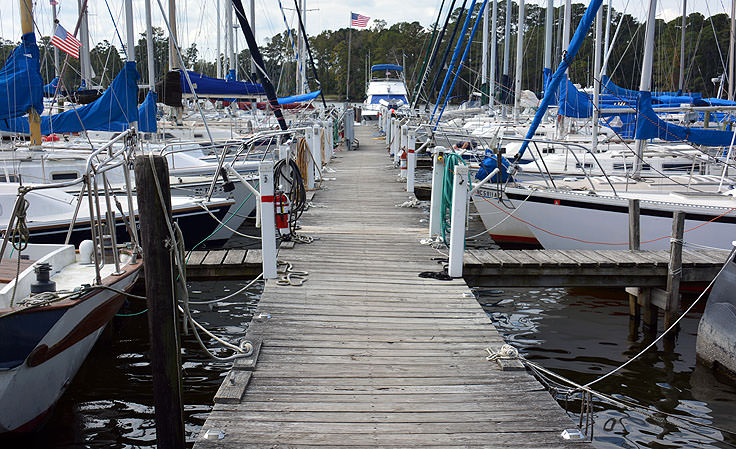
635 91 736 146
476 153 513 183
368 94 408 104
371 64 403 72
559 78 593 118
43 77 60 97
181 70 265 97
1 61 139 134
0 33 43 121
278 90 320 104
137 91 157 133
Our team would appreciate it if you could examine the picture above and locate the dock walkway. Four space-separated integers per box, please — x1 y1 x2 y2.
194 126 590 448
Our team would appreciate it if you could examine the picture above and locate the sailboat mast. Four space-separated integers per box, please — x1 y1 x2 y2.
633 0 657 179
169 0 180 71
602 0 611 76
729 0 735 100
145 0 156 90
544 0 553 73
489 0 497 104
592 6 602 153
51 2 60 76
19 0 41 146
513 0 524 120
481 2 489 104
77 0 92 86
250 0 256 76
501 0 511 116
678 0 686 91
227 0 235 77
217 0 222 78
125 0 136 128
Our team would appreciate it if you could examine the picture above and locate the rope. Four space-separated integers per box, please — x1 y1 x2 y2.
440 153 469 246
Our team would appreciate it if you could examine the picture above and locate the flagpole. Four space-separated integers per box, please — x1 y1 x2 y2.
346 13 352 101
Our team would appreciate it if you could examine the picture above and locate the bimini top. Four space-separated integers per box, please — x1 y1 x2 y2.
371 64 403 72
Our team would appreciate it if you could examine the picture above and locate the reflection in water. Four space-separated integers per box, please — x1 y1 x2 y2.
481 287 736 448
0 280 262 448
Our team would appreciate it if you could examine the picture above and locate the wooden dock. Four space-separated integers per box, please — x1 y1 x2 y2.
193 126 591 447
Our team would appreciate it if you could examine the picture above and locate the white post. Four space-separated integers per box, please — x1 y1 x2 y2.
407 128 416 193
312 125 322 180
259 162 277 279
448 165 468 278
429 150 445 237
279 144 290 161
385 116 392 148
305 132 315 189
400 124 408 179
392 120 401 162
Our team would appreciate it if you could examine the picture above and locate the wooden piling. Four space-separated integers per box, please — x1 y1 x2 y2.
664 211 685 329
134 155 185 449
628 199 641 322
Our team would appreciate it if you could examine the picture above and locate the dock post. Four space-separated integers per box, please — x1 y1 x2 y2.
385 116 392 148
393 120 400 162
279 143 290 162
312 125 322 179
448 165 469 277
628 199 641 322
259 161 278 279
400 125 408 179
407 128 416 193
429 150 445 238
664 211 685 329
133 155 185 449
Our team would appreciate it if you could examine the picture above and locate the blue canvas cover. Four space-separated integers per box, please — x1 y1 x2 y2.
137 91 157 133
43 77 60 97
278 90 321 104
1 61 139 134
476 153 513 183
368 94 408 104
371 64 403 72
0 33 43 120
181 70 265 96
559 78 593 118
636 91 736 146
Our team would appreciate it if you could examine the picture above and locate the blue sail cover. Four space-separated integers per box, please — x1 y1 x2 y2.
371 64 403 72
137 91 157 133
181 70 265 97
1 61 139 134
278 90 321 104
0 33 43 120
559 78 593 118
636 91 736 146
43 77 60 97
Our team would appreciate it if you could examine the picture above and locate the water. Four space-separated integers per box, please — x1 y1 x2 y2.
481 286 736 448
1 279 263 448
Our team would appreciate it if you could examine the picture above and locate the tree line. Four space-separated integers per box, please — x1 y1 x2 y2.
0 3 732 103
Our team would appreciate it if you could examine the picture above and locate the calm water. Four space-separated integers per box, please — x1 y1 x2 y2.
3 215 736 447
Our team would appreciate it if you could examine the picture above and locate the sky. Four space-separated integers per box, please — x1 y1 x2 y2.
0 0 732 65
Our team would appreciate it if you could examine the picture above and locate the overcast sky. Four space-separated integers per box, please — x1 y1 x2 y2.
0 0 731 64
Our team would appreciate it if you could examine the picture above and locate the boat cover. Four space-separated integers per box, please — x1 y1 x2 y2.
371 64 403 72
0 62 139 134
181 70 265 97
0 33 44 120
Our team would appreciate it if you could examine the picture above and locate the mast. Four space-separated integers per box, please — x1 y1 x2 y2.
562 0 571 73
217 0 222 78
592 5 602 153
413 0 456 110
489 0 497 105
227 0 235 78
729 0 735 100
501 0 512 116
481 1 489 105
145 0 156 90
678 0 686 91
513 0 524 120
602 0 611 76
19 0 41 146
250 0 256 77
633 0 657 179
544 0 553 77
77 0 92 86
168 0 180 71
125 0 136 127
301 0 307 94
51 1 60 76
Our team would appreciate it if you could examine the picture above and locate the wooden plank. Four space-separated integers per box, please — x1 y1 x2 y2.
561 250 598 267
223 249 247 265
485 250 522 267
543 250 580 267
202 250 226 265
243 249 262 265
504 250 541 267
187 250 208 266
520 250 558 265
214 371 252 404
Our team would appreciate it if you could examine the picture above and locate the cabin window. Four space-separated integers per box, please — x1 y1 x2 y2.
575 162 593 169
0 174 19 182
51 172 79 181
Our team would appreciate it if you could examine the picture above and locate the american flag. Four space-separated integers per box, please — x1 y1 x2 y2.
50 24 81 59
351 12 369 28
